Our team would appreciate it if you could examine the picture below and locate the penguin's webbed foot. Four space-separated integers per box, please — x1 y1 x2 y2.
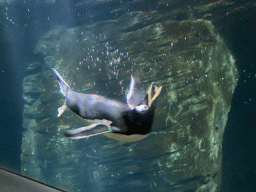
147 83 162 107
58 104 67 117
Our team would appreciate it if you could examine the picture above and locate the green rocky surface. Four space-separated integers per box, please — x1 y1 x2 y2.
21 1 238 191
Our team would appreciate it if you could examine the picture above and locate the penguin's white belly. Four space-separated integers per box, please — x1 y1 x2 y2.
103 132 149 142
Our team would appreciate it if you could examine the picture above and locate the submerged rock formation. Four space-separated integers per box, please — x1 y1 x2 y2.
21 1 238 191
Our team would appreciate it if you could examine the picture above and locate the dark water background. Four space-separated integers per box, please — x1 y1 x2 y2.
220 9 256 191
0 0 256 191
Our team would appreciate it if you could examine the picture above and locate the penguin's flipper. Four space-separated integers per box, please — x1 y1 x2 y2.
63 124 121 139
127 75 146 109
52 68 71 116
52 68 71 97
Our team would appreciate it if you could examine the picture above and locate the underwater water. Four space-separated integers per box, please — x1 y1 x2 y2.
0 0 256 191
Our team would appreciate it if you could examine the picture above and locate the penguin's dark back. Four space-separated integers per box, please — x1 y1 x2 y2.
65 89 129 124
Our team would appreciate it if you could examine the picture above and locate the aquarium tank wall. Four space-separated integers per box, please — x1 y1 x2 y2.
1 0 256 192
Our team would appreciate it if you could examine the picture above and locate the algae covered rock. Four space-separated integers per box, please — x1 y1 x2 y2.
21 3 238 192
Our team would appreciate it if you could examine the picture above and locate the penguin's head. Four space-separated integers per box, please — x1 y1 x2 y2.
134 83 162 113
126 75 162 113
135 104 149 112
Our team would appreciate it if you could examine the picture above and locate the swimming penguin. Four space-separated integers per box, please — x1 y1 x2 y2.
52 68 162 142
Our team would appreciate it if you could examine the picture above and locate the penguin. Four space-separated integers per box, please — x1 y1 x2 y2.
52 68 162 142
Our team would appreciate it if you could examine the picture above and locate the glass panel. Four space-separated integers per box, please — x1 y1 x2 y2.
1 0 254 191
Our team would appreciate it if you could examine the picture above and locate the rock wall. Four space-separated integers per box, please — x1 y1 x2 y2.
21 6 238 192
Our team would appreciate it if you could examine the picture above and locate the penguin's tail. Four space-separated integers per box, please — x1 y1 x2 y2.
52 68 71 97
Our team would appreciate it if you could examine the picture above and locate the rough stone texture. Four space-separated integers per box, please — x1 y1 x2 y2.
21 1 238 191
23 73 42 104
